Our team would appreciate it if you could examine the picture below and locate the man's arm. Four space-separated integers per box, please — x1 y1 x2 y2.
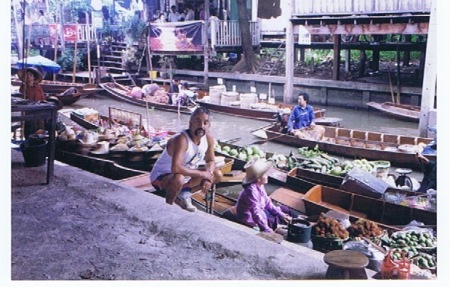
286 108 296 133
308 105 316 126
203 133 216 174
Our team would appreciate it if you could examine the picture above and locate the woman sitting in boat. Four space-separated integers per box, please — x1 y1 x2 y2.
287 92 325 141
171 83 194 106
234 158 293 233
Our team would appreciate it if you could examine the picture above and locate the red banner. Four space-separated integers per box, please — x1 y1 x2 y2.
49 24 59 40
63 24 79 42
148 21 204 54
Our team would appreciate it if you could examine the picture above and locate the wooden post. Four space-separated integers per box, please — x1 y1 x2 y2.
332 34 341 81
72 27 78 84
283 0 295 104
86 13 92 84
203 0 210 86
344 49 350 72
358 50 366 77
53 34 58 81
418 0 436 137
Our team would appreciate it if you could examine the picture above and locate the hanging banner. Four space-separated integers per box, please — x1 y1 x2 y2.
148 21 204 54
49 24 59 40
63 24 79 42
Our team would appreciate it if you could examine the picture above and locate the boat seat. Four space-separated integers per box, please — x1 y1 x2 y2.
269 187 306 214
318 201 367 219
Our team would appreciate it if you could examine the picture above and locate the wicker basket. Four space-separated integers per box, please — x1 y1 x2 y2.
218 158 234 174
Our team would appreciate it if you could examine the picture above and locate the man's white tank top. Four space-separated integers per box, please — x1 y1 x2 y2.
149 130 208 182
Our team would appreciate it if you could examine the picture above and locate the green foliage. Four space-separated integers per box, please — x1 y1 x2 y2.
121 45 139 69
123 15 147 44
57 48 87 72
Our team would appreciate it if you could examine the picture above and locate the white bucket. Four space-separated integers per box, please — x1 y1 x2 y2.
240 93 258 109
372 161 391 179
209 85 226 104
220 91 239 106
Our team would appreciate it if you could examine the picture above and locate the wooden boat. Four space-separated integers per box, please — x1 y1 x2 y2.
55 149 147 180
100 82 197 114
196 99 328 122
11 78 103 96
261 124 435 168
286 166 436 209
366 102 420 122
117 163 404 236
302 185 436 227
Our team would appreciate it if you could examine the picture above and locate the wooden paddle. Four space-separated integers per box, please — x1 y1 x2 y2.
251 133 286 145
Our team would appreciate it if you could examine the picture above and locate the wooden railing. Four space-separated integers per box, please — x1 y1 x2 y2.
294 0 432 15
25 23 97 44
210 20 261 49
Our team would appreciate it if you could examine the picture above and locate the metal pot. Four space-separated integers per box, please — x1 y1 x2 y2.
287 218 312 243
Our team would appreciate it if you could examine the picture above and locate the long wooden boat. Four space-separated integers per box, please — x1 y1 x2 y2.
196 99 329 122
286 166 436 212
11 78 103 96
56 136 164 173
117 163 404 235
55 149 147 180
217 139 430 199
262 124 435 168
302 185 436 227
100 82 197 114
367 102 420 122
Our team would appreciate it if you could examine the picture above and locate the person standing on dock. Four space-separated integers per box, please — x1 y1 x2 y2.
287 92 325 141
150 107 222 212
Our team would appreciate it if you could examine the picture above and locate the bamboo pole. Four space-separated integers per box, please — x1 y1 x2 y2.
72 25 78 84
86 13 92 84
53 33 58 81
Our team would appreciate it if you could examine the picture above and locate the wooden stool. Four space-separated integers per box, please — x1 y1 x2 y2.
323 250 369 279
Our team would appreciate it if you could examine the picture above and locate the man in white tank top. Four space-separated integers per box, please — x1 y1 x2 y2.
150 107 222 211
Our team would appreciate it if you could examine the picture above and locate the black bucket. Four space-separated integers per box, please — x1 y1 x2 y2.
287 218 312 243
20 139 48 167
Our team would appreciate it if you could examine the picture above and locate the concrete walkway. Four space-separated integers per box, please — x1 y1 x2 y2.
10 147 380 280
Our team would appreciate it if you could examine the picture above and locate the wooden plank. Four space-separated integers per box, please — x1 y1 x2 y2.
269 187 306 214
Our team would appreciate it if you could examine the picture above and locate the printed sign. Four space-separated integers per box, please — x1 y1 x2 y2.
148 21 204 53
63 24 79 42
298 25 311 45
49 24 59 40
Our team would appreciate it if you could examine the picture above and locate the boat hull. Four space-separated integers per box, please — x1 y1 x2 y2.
367 102 420 122
197 100 327 122
302 185 436 227
263 125 435 168
100 82 195 114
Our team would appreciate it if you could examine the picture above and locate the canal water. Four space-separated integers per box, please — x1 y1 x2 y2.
70 92 431 191
74 92 422 157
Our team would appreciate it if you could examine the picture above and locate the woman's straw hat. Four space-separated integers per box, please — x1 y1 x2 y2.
242 158 273 185
18 67 43 83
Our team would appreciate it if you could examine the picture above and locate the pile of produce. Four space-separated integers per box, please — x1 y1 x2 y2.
296 146 377 176
386 230 437 249
384 229 437 270
216 144 266 162
346 219 384 238
312 214 349 239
